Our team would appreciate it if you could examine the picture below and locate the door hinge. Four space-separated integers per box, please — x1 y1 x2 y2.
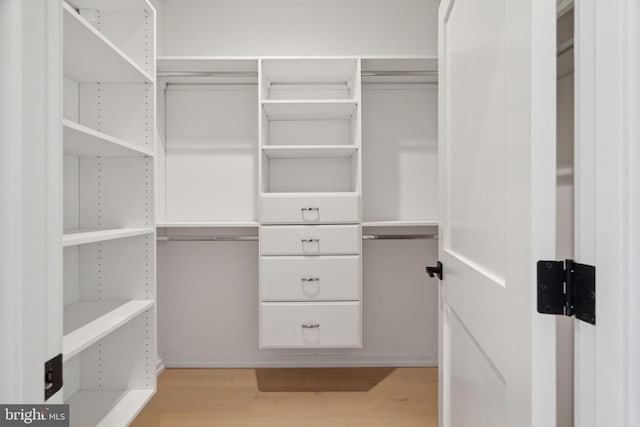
537 259 595 325
44 354 63 401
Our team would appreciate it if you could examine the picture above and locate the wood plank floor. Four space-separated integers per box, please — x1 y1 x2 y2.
132 368 438 427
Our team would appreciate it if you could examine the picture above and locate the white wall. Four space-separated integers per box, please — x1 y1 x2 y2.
159 0 438 56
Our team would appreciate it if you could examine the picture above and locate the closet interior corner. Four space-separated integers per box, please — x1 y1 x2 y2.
154 53 439 366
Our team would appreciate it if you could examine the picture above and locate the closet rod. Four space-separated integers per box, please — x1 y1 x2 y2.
157 235 258 242
165 82 258 86
363 234 437 240
156 234 437 242
157 71 258 78
361 70 438 77
157 70 438 78
557 38 574 56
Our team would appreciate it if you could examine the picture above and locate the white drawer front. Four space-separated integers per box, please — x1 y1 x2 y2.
260 256 360 301
260 225 360 255
260 302 361 348
261 194 360 224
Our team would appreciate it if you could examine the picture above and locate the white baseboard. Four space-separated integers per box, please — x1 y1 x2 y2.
162 358 437 369
156 358 166 376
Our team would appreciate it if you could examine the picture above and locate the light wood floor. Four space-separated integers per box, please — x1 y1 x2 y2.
132 368 438 427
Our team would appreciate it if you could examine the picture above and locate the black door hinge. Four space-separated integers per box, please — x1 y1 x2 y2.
426 261 443 280
44 354 63 401
537 259 595 325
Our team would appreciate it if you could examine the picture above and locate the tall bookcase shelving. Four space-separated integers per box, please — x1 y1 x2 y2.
61 0 156 425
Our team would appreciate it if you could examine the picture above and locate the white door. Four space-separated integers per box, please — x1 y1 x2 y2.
574 0 639 425
438 0 558 426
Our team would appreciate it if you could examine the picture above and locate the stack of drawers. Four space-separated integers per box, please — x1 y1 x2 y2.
259 193 362 348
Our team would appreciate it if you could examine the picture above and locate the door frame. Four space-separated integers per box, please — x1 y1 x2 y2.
574 0 640 425
0 0 62 404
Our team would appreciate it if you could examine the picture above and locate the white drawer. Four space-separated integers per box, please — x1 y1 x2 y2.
260 256 360 301
260 225 360 255
261 193 360 224
260 302 362 348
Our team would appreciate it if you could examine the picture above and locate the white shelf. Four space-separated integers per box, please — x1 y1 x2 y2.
63 119 154 157
363 220 439 227
63 228 154 247
63 300 154 361
262 145 358 159
157 221 258 228
63 3 153 83
65 389 154 427
262 191 359 197
262 100 357 120
261 58 358 84
157 56 258 73
70 0 152 11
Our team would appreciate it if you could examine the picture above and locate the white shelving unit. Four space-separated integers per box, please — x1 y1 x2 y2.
61 0 156 424
153 56 439 367
258 58 363 349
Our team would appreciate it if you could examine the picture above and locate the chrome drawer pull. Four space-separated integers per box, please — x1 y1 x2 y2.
301 238 319 243
301 207 319 212
301 323 320 329
301 277 320 282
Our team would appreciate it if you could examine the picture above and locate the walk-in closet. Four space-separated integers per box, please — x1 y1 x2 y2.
54 1 442 424
4 0 637 426
154 55 438 367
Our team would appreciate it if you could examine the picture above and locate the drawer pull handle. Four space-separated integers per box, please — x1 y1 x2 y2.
301 207 319 212
301 277 320 282
302 323 320 329
301 238 319 243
